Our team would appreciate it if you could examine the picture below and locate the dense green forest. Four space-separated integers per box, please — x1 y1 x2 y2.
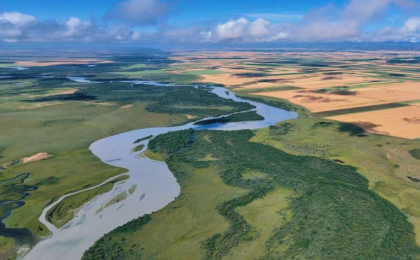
26 79 254 118
84 130 420 260
194 111 264 125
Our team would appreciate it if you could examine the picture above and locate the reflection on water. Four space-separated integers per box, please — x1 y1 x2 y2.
0 173 39 247
23 79 297 260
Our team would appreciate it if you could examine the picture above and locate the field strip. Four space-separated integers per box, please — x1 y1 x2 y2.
313 102 408 117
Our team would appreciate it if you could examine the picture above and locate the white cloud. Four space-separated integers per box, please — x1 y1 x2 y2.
64 17 92 37
204 18 287 43
402 16 420 33
366 16 420 42
0 12 36 26
1 0 420 44
214 18 250 41
0 11 143 42
200 0 420 43
0 12 37 42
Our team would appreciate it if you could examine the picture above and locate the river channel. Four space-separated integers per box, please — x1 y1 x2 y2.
22 80 297 260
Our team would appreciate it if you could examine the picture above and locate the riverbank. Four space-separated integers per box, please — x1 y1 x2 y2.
0 74 257 258
22 84 297 260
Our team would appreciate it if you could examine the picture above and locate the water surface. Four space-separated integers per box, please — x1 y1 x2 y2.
23 80 297 260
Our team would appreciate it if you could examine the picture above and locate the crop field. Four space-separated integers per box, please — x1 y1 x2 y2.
163 50 420 139
1 49 420 260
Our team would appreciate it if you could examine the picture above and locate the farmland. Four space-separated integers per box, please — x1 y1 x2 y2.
1 49 420 260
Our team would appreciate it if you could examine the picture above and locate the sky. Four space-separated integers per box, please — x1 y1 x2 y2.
1 0 420 44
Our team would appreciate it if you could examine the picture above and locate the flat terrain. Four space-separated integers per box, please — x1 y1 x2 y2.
1 49 420 260
166 50 420 139
328 105 420 139
84 130 420 260
0 51 255 259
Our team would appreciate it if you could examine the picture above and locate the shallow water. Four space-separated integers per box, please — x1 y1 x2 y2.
66 77 101 83
11 67 28 71
23 80 297 260
0 174 39 247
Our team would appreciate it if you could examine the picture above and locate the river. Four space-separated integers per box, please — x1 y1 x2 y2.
22 80 297 260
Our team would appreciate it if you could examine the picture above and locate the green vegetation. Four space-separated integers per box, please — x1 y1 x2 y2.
269 123 294 136
84 129 420 260
194 111 264 125
109 69 201 84
142 150 164 162
0 52 257 257
0 237 16 260
131 144 145 153
134 135 153 144
388 57 420 64
148 129 194 154
236 93 309 117
253 118 420 246
46 175 129 228
4 50 420 260
70 82 254 117
337 122 366 136
82 215 152 260
0 80 250 237
313 102 409 117
409 149 420 160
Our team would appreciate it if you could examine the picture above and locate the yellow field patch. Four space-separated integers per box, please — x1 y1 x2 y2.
328 105 420 139
356 87 420 103
200 74 254 86
378 82 420 94
284 74 374 89
254 89 388 113
22 153 51 164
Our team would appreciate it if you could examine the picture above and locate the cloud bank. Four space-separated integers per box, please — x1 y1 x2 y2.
1 0 420 44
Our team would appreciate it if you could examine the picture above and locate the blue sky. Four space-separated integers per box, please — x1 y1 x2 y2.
0 0 419 44
0 0 336 21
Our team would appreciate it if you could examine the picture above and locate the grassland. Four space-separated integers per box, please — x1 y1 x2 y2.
252 117 420 246
0 52 257 258
46 175 129 228
84 129 420 260
194 111 264 125
3 50 420 260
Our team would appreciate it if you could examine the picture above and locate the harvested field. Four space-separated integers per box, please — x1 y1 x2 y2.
356 87 420 103
287 75 374 89
171 50 420 139
328 105 420 139
254 89 389 112
199 74 255 86
377 82 420 93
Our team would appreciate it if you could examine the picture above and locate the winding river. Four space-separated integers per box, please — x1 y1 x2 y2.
22 80 297 260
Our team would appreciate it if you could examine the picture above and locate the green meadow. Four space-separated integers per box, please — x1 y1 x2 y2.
2 51 420 260
85 129 420 260
0 58 255 258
